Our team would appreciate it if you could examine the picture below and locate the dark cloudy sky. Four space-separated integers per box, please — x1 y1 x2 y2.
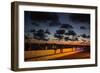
24 11 90 42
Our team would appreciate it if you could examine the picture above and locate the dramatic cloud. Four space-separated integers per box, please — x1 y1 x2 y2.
30 29 36 33
55 29 65 34
64 37 70 41
70 14 90 23
81 34 90 38
25 11 90 42
80 26 86 30
49 21 61 26
32 22 40 26
54 29 65 40
60 24 73 29
65 30 76 36
33 29 46 40
54 34 63 40
45 29 51 34
30 11 59 22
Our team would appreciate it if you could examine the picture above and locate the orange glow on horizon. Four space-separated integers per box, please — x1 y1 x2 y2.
25 38 90 46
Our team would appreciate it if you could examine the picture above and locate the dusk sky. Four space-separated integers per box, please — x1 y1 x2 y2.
24 11 90 43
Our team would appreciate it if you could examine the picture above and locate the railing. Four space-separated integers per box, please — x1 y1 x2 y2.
25 43 90 53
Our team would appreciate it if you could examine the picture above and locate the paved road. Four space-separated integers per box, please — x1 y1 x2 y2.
50 51 90 60
25 50 90 61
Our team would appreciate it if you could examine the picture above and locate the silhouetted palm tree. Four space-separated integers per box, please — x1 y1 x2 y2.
45 29 51 34
54 29 65 41
30 29 36 38
34 29 46 40
64 37 70 41
81 34 90 38
65 30 77 41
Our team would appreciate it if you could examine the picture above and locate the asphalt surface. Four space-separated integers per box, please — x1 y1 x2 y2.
50 51 90 60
